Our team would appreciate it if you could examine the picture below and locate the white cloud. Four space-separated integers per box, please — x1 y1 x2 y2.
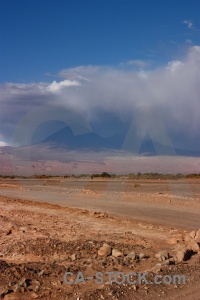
126 60 148 68
183 20 194 30
58 65 101 81
0 141 9 147
0 46 200 150
166 60 184 73
47 79 80 93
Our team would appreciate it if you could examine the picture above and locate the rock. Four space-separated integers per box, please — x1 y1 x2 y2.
159 255 166 262
28 280 40 292
187 238 199 252
157 259 170 266
4 292 38 299
150 265 161 273
184 234 199 252
169 257 176 264
12 277 27 293
189 230 196 239
172 244 185 252
97 212 108 218
176 249 189 262
4 227 12 235
0 286 8 297
155 250 169 260
70 254 76 261
175 233 183 241
19 226 28 233
132 285 137 291
17 278 26 287
127 252 136 260
139 253 145 259
195 229 200 243
156 263 162 267
38 270 44 276
3 222 17 235
13 285 21 293
167 237 178 245
30 292 39 299
98 243 112 257
31 280 40 287
184 234 192 243
112 249 123 257
162 259 170 265
91 211 108 218
169 234 183 243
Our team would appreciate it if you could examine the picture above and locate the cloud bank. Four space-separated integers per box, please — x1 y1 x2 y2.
0 46 200 152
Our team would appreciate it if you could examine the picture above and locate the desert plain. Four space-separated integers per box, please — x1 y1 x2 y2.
0 177 200 299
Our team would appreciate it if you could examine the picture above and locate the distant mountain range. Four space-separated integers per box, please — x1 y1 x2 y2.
38 126 200 157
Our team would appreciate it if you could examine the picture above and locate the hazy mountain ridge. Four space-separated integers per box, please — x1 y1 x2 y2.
37 126 200 157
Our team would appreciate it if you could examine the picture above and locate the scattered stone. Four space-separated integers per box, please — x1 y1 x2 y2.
167 237 178 245
17 277 26 287
184 234 199 252
132 285 137 291
127 251 136 260
176 249 189 262
139 253 145 259
189 230 196 239
98 243 112 257
4 227 12 235
150 265 161 273
19 226 28 233
11 277 27 293
162 259 170 265
97 212 108 218
4 292 38 299
195 229 200 243
70 254 76 261
172 244 185 252
156 263 162 267
0 286 8 297
90 211 108 218
184 234 192 243
27 280 40 292
38 270 44 276
155 250 169 260
112 249 123 257
187 238 199 252
159 255 166 262
169 256 176 264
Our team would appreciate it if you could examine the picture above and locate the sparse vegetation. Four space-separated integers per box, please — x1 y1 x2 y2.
91 172 111 178
0 173 200 180
186 173 200 178
134 183 141 188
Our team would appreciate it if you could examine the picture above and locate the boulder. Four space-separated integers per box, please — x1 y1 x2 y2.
112 249 123 257
167 237 178 245
189 230 196 239
155 250 169 260
98 243 112 257
127 251 136 260
195 229 200 243
176 249 188 262
184 235 199 252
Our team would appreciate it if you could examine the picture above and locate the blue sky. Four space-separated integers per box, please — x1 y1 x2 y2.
0 0 200 156
1 0 200 82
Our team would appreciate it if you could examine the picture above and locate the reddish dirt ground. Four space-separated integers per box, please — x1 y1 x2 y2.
0 179 200 299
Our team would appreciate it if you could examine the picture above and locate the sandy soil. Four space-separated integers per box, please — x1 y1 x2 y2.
0 179 200 299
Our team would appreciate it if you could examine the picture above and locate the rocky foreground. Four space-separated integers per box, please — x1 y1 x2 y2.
0 195 200 300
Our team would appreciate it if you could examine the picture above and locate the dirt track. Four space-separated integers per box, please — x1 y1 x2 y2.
0 179 200 229
0 178 200 299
